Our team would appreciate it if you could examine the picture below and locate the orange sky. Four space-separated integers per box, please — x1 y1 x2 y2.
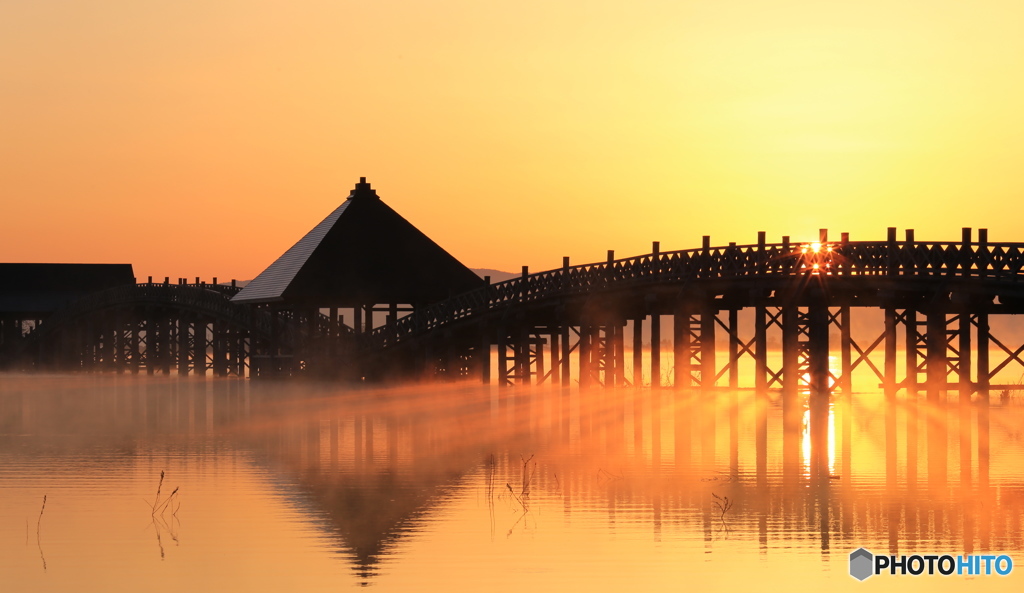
3 1 1024 282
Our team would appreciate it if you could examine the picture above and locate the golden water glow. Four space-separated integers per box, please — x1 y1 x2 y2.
3 373 1024 591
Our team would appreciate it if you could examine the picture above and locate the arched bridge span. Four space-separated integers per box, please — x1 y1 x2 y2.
370 229 1024 402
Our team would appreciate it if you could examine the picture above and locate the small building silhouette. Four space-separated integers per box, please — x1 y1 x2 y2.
0 263 135 360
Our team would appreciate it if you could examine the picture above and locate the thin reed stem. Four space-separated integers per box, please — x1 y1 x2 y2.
36 495 46 534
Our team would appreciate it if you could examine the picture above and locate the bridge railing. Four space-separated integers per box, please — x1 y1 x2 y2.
372 239 1024 348
37 282 275 339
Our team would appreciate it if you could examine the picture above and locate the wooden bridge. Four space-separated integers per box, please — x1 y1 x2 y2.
6 227 1024 405
5 177 1024 416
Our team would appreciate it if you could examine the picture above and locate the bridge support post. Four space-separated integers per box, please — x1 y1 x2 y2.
976 314 989 401
727 307 739 472
839 306 852 394
632 318 643 388
959 312 973 486
650 313 661 388
129 318 140 374
101 313 114 372
560 324 571 387
700 305 715 394
579 324 592 389
754 303 768 482
112 311 126 374
884 308 898 483
480 329 491 385
781 303 800 473
727 308 739 390
614 321 626 387
498 332 510 387
958 313 972 399
235 329 248 377
515 324 531 386
604 324 616 388
550 328 560 385
213 319 227 377
926 308 947 486
905 309 919 394
903 307 920 483
178 316 190 376
808 294 830 480
144 311 154 375
534 334 546 385
673 304 687 390
196 320 209 376
161 314 172 375
926 310 946 404
977 311 990 487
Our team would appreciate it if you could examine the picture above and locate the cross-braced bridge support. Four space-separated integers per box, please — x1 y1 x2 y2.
388 227 1024 481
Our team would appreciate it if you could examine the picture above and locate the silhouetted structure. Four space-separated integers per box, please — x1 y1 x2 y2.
231 177 484 376
0 263 134 363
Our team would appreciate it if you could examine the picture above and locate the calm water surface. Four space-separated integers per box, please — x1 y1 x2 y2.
2 373 1023 592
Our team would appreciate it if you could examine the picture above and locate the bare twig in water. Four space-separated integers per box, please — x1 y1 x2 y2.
36 495 47 571
506 508 529 538
147 471 165 514
485 454 496 540
36 494 46 534
711 492 734 533
520 454 535 496
154 522 166 560
154 487 179 516
147 471 181 519
506 483 527 509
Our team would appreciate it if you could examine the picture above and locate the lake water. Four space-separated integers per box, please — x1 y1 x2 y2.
2 372 1023 592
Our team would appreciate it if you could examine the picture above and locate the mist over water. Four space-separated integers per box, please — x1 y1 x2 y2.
1 372 1023 592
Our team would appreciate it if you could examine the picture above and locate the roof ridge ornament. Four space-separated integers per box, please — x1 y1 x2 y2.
350 176 379 199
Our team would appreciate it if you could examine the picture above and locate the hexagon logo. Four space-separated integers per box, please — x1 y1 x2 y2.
849 548 874 581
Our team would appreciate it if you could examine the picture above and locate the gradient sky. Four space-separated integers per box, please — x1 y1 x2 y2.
3 1 1023 282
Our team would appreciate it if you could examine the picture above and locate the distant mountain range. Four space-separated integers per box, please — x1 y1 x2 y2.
471 268 518 283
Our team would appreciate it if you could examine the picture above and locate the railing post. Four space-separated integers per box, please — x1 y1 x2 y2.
756 231 766 276
702 236 711 278
961 227 972 277
978 228 988 278
840 232 850 275
905 229 916 276
887 227 897 276
561 257 570 292
781 236 791 275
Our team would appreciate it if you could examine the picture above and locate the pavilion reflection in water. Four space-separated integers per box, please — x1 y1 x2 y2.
4 376 1024 583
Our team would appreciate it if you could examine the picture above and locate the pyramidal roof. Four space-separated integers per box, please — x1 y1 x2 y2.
232 178 483 306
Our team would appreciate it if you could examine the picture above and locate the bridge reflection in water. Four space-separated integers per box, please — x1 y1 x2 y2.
4 374 1021 589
